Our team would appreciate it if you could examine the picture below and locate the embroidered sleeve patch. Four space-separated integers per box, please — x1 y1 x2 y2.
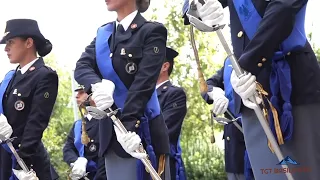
44 92 50 99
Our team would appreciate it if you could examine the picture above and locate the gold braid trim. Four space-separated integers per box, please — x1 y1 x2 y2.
144 153 165 179
266 99 284 145
79 104 90 146
143 150 164 180
255 82 284 153
157 154 165 177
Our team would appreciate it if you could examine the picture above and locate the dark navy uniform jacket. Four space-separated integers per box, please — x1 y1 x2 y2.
0 58 59 180
74 12 170 158
157 81 187 179
201 66 245 174
63 118 106 180
184 0 320 107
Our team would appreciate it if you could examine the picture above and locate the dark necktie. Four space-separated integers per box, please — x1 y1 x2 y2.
117 24 125 34
15 70 22 78
114 24 125 45
11 70 23 87
15 70 23 81
109 23 125 51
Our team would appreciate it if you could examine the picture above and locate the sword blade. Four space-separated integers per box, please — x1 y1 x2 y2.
215 28 294 180
107 108 162 180
7 142 29 172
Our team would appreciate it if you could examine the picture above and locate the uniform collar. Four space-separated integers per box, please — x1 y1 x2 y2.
116 10 138 31
156 80 172 96
156 80 170 89
18 57 39 74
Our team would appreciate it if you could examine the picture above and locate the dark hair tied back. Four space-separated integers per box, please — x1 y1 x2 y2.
137 0 150 13
37 40 52 57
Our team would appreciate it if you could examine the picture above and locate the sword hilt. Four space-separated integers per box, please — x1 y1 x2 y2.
106 108 120 117
0 136 16 144
0 135 30 173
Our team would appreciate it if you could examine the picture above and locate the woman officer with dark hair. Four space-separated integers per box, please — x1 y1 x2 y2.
0 19 59 180
74 0 171 179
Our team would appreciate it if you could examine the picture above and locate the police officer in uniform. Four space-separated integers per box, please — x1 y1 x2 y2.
156 47 187 180
183 0 320 179
0 19 59 180
63 85 106 180
201 57 253 180
74 0 171 179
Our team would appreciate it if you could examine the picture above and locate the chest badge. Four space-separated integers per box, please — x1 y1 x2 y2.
14 100 25 111
89 144 96 152
13 89 17 95
125 62 138 74
120 48 126 55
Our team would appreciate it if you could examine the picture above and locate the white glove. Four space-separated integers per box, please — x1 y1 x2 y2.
230 70 262 109
242 97 262 110
12 169 39 180
0 114 13 142
114 125 147 160
196 0 224 27
207 87 229 115
69 157 88 180
91 79 115 111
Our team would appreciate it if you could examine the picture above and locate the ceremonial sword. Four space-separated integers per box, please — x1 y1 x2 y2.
186 1 294 180
0 135 30 173
85 97 162 180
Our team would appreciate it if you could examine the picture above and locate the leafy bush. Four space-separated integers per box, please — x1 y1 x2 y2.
181 133 226 180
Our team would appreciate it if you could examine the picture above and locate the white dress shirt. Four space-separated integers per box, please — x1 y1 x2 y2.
18 58 39 74
156 80 169 89
116 10 138 31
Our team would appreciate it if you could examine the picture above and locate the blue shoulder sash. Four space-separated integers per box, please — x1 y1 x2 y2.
233 0 307 143
0 70 18 180
95 23 158 180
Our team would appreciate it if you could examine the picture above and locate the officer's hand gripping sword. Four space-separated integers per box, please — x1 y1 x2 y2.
67 164 90 180
187 1 294 180
0 135 30 173
85 95 162 180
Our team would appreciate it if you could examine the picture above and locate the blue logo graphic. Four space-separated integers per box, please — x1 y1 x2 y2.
277 156 299 165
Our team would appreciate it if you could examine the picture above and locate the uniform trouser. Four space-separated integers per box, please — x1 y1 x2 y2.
105 149 171 180
227 173 246 180
242 103 320 180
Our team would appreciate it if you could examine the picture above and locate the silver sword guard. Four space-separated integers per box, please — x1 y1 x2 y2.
210 110 243 133
85 106 162 180
187 0 226 32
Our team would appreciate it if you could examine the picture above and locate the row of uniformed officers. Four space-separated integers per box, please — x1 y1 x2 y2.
1 0 319 180
0 1 248 180
0 0 192 178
